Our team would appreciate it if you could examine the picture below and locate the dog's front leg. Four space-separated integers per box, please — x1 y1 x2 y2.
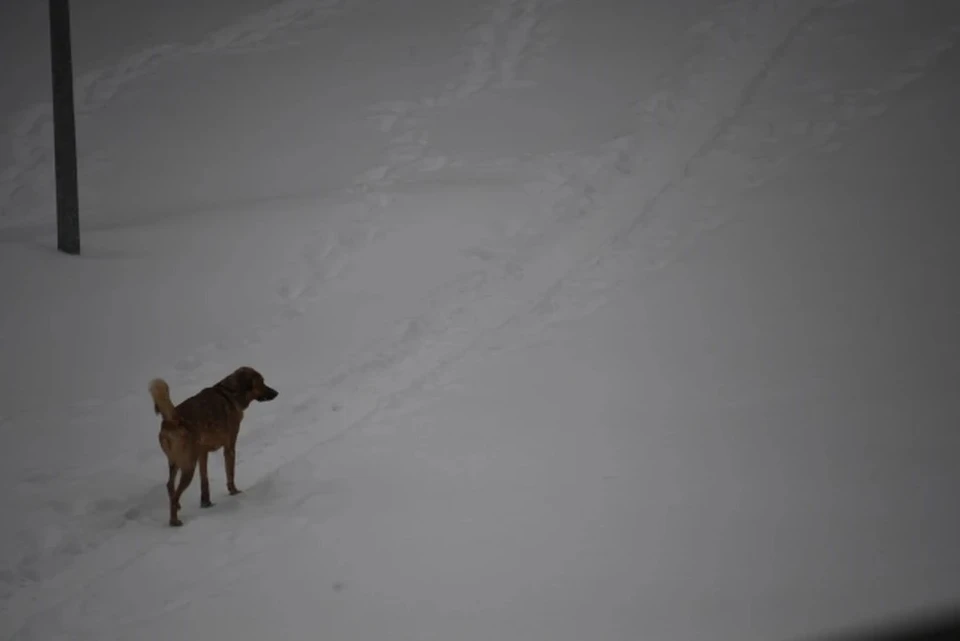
199 451 214 508
225 445 242 495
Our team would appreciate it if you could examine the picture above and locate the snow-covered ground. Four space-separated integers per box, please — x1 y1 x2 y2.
2 0 959 639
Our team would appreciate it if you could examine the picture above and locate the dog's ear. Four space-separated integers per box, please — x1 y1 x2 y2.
219 367 250 393
230 367 264 399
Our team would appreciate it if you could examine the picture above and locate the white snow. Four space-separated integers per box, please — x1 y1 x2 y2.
2 0 960 639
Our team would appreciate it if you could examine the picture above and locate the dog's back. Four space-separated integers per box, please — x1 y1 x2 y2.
175 386 245 450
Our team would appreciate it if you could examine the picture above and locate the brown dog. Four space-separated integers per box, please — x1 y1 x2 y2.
148 367 278 526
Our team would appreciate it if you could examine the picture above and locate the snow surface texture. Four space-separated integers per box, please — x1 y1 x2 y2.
2 0 960 639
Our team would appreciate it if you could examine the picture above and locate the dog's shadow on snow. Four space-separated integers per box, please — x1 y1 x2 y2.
121 473 348 528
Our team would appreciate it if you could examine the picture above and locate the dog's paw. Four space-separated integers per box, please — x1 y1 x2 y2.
169 518 184 527
201 499 215 508
228 487 243 496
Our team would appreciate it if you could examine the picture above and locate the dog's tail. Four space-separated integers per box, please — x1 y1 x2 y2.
148 378 178 422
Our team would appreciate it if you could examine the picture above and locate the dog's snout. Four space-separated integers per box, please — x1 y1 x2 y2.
261 386 279 401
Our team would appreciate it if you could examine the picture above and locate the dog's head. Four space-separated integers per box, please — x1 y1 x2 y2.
218 366 279 408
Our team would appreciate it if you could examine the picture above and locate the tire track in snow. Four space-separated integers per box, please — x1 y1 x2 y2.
591 12 954 331
533 1 960 330
462 0 829 283
620 2 960 273
354 0 557 192
0 0 368 228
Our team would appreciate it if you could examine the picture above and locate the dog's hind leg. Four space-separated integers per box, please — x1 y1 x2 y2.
166 462 181 510
169 460 196 527
199 451 214 508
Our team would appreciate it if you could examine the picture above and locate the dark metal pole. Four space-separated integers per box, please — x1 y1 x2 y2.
49 0 80 255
